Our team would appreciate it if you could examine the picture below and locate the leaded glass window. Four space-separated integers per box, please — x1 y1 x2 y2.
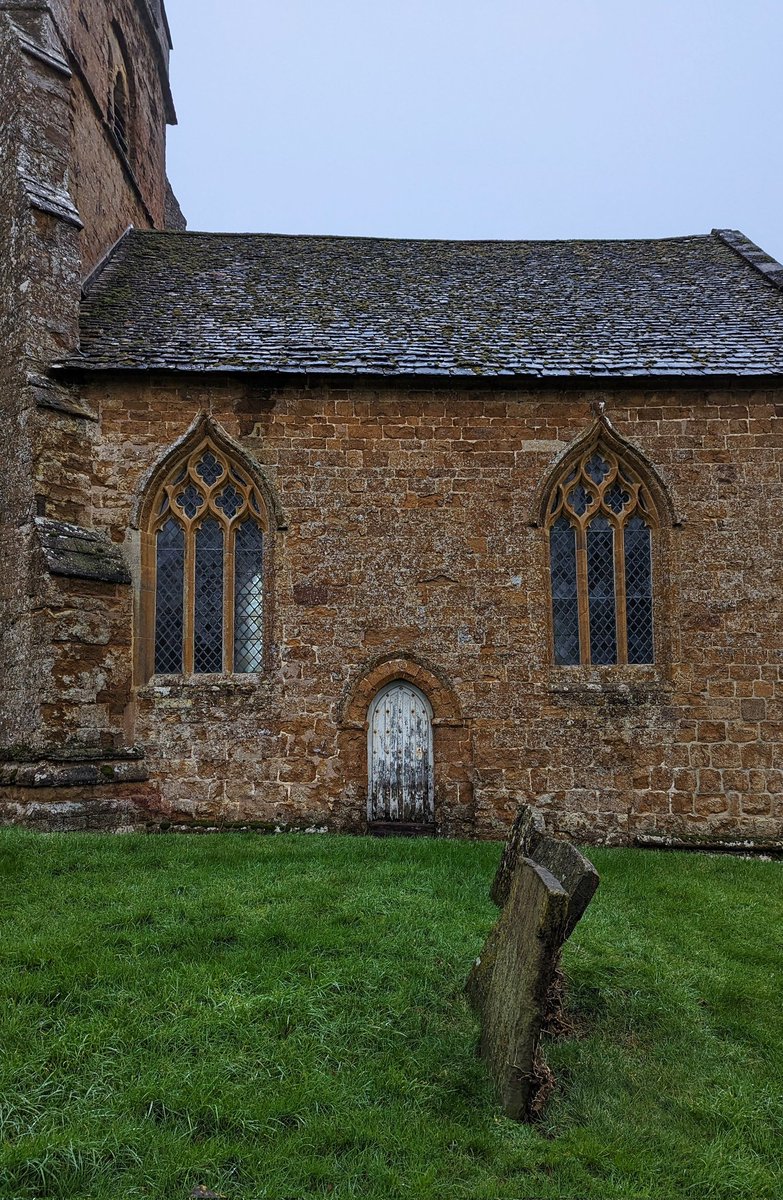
587 515 617 665
550 516 580 667
154 518 184 673
624 515 654 664
546 443 656 665
193 518 224 673
146 439 266 677
234 521 265 673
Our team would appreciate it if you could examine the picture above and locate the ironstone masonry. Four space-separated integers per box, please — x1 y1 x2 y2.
2 0 783 846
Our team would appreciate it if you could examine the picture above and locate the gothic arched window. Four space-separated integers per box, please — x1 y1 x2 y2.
143 439 267 677
546 443 656 666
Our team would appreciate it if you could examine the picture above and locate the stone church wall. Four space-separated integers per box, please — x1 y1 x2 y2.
4 376 780 844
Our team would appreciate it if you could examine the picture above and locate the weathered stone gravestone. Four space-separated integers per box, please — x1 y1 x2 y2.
490 804 600 939
467 804 599 1121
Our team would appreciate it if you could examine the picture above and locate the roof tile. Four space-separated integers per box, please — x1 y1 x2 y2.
66 229 783 378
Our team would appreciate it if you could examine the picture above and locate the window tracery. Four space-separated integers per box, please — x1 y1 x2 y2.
145 440 266 677
546 443 655 666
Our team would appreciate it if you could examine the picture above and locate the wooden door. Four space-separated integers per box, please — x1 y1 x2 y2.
368 682 434 824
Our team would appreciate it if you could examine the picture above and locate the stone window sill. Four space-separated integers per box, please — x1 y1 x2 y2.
546 663 671 700
138 673 269 698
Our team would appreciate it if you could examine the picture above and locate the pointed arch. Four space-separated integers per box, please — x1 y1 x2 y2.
132 413 285 532
136 415 278 681
536 415 673 667
530 412 681 529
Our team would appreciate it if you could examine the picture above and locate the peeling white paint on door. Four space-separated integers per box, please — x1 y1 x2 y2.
367 681 434 823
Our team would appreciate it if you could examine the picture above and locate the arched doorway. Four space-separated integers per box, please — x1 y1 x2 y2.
367 681 434 829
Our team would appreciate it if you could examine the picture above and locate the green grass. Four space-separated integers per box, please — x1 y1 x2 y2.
0 832 781 1200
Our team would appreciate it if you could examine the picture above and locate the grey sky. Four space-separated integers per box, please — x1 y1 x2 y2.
164 0 783 263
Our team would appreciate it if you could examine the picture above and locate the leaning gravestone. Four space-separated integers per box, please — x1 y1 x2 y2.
467 804 599 1121
490 805 600 938
489 803 546 907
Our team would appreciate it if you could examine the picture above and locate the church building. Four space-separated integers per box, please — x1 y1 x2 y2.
2 0 783 846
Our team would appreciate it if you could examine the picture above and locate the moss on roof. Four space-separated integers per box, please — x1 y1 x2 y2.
68 229 783 378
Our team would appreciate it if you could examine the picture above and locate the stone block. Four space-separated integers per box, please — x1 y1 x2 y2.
35 517 131 584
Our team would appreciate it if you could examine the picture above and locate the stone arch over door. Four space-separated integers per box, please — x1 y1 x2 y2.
368 681 434 828
337 655 473 836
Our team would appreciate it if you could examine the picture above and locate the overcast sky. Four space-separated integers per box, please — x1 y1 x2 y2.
164 0 783 263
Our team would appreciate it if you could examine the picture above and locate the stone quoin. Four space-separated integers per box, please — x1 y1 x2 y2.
2 0 783 846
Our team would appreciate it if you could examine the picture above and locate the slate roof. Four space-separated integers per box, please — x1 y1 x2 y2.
66 228 783 378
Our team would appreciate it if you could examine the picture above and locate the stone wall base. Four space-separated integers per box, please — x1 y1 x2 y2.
0 784 157 832
1 783 781 852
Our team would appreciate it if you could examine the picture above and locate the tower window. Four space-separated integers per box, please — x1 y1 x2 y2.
112 71 130 156
546 444 656 666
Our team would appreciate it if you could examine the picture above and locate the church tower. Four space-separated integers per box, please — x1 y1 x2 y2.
1 0 183 273
0 0 182 811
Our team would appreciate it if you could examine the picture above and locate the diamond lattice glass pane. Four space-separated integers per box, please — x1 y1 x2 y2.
587 515 617 664
605 482 630 513
194 518 224 673
215 484 243 518
234 521 264 673
175 482 205 518
195 451 224 485
625 515 654 663
585 452 610 484
154 518 184 673
567 483 593 515
550 516 580 665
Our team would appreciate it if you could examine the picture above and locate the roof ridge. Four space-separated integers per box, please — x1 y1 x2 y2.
113 229 714 247
712 229 783 294
81 225 135 297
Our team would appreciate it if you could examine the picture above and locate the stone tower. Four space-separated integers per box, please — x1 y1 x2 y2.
0 0 182 823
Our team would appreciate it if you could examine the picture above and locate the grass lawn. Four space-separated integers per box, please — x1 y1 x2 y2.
0 832 781 1200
